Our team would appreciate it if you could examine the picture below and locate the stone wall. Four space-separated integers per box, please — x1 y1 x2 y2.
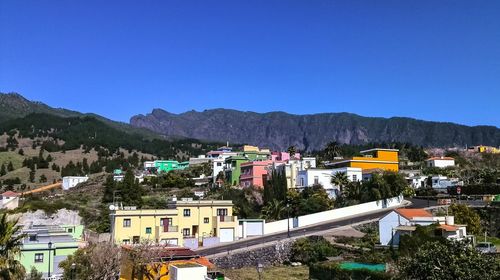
211 241 293 269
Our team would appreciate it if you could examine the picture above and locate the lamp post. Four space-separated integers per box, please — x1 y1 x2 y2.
47 241 53 278
256 262 264 280
70 263 76 280
287 201 290 238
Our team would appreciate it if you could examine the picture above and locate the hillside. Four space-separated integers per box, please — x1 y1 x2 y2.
0 92 161 139
130 108 500 151
0 113 221 190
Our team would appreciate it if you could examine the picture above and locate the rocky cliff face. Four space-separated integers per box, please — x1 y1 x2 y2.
130 108 500 151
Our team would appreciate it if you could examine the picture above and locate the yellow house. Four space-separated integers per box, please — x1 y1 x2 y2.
327 148 399 172
110 198 238 246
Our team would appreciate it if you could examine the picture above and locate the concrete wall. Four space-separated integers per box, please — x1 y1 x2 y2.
264 195 404 235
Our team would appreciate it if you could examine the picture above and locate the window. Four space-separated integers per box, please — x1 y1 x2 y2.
314 176 319 185
352 175 357 181
160 218 173 226
182 228 191 237
217 208 228 216
145 227 152 234
217 162 222 166
204 217 210 224
34 253 44 263
29 235 37 241
132 236 140 244
67 228 73 233
300 178 305 186
183 209 191 217
123 219 131 227
122 239 130 245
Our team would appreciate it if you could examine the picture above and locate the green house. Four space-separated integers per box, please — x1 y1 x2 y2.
224 156 249 186
154 160 188 173
18 224 83 278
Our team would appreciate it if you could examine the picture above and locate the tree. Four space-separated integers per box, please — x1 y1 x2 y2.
118 169 143 207
26 267 43 280
17 149 24 156
29 170 35 183
449 204 481 235
324 141 341 160
287 146 296 158
59 242 121 280
0 214 26 279
7 162 14 172
125 241 176 280
397 240 500 280
0 164 6 176
39 174 47 183
261 199 285 221
291 236 339 265
331 172 348 193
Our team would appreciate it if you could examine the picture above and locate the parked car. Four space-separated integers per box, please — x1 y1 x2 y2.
476 242 497 253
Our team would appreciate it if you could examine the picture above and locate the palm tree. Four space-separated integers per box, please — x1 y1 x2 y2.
261 199 285 221
324 141 341 160
343 181 362 202
331 172 349 193
0 213 26 280
287 146 296 159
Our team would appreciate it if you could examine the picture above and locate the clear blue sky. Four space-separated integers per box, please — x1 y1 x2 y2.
1 1 499 127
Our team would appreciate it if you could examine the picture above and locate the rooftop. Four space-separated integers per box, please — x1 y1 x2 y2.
395 208 433 220
426 157 455 161
360 148 399 154
1 191 20 197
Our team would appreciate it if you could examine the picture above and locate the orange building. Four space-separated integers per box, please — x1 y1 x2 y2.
327 148 399 172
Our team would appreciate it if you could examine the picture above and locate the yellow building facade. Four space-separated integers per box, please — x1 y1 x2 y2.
328 148 399 172
110 199 238 246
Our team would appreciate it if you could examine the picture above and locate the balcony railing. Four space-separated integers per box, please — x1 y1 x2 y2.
162 225 178 233
217 216 236 222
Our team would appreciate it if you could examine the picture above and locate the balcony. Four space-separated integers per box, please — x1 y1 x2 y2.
217 216 236 222
162 225 178 233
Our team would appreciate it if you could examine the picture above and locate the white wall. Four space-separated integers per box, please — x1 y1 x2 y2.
427 159 455 168
264 195 404 234
62 176 89 190
378 211 410 245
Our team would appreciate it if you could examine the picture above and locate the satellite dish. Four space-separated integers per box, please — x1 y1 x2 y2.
109 205 115 211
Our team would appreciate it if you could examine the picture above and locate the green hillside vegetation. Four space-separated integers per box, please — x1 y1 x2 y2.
0 113 219 159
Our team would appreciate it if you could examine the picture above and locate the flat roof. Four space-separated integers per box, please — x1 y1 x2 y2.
360 148 399 153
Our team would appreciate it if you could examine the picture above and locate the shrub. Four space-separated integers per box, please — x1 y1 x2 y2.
291 236 339 265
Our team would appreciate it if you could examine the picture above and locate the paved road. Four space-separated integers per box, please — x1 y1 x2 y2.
196 208 396 256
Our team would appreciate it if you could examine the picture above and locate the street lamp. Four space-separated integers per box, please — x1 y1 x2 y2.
256 262 264 280
47 241 53 278
70 263 76 280
287 201 290 238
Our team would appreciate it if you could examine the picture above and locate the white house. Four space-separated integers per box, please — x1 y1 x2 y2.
0 191 20 210
431 175 461 192
296 167 362 198
426 157 455 168
407 175 427 189
211 152 238 183
379 208 468 246
273 157 318 189
62 176 89 190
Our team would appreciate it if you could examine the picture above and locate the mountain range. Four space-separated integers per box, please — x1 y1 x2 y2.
1 92 499 151
130 109 500 151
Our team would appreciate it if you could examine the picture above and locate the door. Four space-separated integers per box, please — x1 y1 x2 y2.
220 228 234 242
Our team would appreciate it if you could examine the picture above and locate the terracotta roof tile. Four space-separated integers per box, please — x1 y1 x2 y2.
438 224 458 232
395 208 433 220
426 157 455 161
1 191 20 197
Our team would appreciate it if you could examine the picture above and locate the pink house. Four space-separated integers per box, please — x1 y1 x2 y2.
240 160 273 188
271 151 301 162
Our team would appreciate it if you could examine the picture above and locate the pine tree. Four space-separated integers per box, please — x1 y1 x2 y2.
46 154 53 162
7 161 14 172
18 148 24 156
102 175 116 203
0 164 6 176
119 169 142 207
29 170 36 183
